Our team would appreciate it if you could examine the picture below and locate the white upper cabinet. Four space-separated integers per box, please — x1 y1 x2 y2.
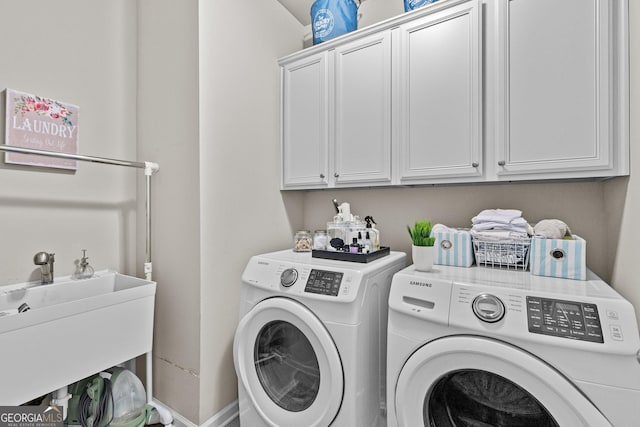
395 0 482 184
492 0 629 180
280 33 392 189
333 31 392 186
281 52 329 189
280 0 629 190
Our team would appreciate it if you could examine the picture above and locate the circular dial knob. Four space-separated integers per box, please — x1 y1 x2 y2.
472 294 505 323
280 268 298 288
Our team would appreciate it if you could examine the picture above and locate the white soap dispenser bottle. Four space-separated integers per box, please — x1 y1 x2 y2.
365 216 380 251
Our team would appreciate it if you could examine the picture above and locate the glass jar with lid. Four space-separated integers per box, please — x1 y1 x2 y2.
293 230 312 252
312 230 328 250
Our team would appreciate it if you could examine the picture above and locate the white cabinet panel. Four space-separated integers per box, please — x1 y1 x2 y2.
396 0 482 183
282 52 329 188
494 0 625 177
334 32 392 185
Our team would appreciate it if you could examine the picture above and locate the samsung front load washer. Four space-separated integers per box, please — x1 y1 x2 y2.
387 265 640 427
234 249 406 427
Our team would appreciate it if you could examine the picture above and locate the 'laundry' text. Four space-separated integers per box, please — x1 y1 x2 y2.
13 117 77 139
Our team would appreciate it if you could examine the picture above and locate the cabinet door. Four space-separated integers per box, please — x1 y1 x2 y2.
333 31 392 185
281 52 329 189
396 0 482 183
495 0 614 177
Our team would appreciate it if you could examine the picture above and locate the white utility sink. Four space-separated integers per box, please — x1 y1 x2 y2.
0 270 156 405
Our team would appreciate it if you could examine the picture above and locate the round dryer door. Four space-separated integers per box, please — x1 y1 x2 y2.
234 297 344 427
394 336 611 427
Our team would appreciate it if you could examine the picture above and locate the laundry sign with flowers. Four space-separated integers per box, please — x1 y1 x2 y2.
4 88 79 170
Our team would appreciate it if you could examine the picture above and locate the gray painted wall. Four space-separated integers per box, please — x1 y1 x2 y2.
0 2 137 286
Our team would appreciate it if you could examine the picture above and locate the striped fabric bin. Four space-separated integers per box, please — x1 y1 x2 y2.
530 235 586 280
432 229 474 267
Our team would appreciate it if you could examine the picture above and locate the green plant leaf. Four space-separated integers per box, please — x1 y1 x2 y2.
407 220 435 246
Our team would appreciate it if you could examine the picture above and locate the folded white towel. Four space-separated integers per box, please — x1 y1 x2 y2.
472 209 523 225
471 230 530 241
471 218 529 231
471 209 533 237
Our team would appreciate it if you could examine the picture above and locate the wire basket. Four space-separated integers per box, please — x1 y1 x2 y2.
472 237 531 270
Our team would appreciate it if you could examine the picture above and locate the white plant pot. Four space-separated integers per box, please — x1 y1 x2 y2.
412 245 435 272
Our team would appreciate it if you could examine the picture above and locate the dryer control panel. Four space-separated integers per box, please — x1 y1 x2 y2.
527 296 604 343
305 269 344 296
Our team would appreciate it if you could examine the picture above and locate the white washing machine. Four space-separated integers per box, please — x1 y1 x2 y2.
387 265 640 427
234 249 406 427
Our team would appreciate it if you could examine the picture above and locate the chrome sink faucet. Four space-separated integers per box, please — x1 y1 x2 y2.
33 251 55 284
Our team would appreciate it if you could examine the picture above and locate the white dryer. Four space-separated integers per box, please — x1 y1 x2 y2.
234 249 406 427
387 265 640 427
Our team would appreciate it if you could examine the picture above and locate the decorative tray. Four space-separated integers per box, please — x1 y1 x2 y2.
311 246 390 263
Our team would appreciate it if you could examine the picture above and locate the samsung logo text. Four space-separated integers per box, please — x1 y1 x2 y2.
409 280 432 287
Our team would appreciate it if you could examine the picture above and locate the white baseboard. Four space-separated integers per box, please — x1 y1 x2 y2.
154 399 239 427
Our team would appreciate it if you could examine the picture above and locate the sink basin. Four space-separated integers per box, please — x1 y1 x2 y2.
0 270 156 405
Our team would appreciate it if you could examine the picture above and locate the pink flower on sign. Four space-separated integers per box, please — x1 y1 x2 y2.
34 101 49 111
14 94 74 126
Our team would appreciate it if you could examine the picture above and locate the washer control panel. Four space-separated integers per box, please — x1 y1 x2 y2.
527 296 603 343
304 269 344 296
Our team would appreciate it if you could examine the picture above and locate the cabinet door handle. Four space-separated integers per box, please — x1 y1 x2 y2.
320 173 325 179
498 160 506 166
472 162 479 168
334 173 340 178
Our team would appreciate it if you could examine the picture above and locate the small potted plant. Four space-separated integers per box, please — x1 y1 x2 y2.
407 220 436 271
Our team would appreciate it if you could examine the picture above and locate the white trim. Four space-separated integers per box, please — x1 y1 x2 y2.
154 399 239 427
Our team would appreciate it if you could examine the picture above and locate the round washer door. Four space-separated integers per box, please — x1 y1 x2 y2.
394 336 611 427
234 297 344 427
